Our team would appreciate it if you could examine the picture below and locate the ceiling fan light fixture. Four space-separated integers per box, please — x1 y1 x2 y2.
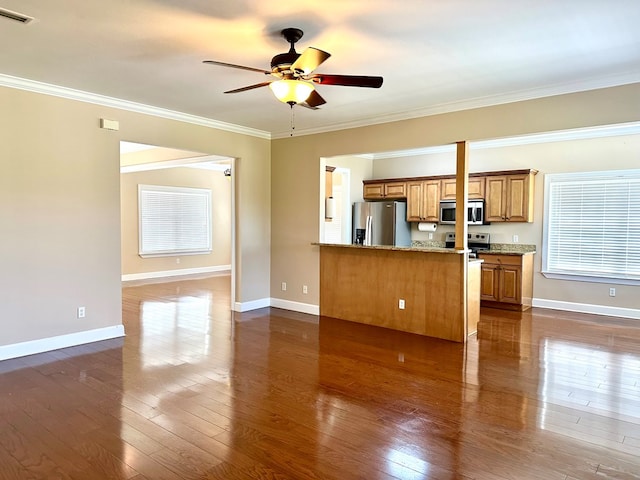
269 79 314 105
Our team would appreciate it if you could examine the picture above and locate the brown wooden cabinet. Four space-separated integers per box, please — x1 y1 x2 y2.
363 180 407 200
406 180 440 222
440 177 485 200
485 171 536 222
479 253 534 310
363 170 536 224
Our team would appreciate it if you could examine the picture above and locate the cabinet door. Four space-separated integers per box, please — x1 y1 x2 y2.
423 180 440 221
406 182 424 221
440 177 485 200
505 174 531 222
384 181 407 198
485 176 507 222
441 178 457 200
363 183 385 199
480 264 500 301
499 265 522 304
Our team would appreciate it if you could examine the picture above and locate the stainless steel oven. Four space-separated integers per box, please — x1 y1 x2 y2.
445 232 490 258
439 200 485 225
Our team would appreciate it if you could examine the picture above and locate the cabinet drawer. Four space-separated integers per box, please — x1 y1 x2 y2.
478 254 522 266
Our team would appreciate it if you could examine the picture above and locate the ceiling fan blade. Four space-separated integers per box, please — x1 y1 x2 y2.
203 60 271 75
224 82 271 94
291 47 331 76
301 90 327 109
309 74 383 88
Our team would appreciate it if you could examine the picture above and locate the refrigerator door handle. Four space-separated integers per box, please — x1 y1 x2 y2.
364 215 372 246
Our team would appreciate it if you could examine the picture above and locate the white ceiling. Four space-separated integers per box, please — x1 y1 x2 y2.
2 1 639 138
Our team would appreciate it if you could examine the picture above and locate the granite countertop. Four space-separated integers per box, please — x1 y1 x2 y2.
411 240 536 255
313 242 466 254
314 242 535 255
483 243 537 255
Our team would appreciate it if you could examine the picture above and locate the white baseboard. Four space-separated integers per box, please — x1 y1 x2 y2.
533 298 640 320
270 298 320 316
232 297 320 315
0 325 126 362
122 265 231 282
233 298 271 312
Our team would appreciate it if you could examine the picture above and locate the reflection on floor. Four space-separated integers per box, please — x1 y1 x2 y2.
0 274 639 479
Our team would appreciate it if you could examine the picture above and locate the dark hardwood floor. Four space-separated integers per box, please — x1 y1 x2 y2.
1 275 639 479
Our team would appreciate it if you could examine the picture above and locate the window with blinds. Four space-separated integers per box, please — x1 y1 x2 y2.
542 170 640 283
138 184 212 257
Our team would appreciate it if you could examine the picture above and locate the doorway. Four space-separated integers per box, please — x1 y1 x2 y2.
119 141 236 308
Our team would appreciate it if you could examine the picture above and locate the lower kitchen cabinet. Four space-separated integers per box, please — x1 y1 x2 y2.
479 253 534 310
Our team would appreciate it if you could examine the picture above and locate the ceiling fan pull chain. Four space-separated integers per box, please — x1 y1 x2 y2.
290 104 295 136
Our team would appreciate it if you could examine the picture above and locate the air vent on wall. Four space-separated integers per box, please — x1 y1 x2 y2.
0 7 34 24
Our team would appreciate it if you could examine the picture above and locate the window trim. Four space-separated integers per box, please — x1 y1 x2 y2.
541 169 640 286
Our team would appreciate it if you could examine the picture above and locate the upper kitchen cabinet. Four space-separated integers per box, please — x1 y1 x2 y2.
363 180 407 200
440 176 485 200
485 170 537 223
407 180 440 222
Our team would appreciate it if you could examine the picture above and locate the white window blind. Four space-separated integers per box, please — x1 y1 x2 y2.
543 170 640 282
138 184 212 257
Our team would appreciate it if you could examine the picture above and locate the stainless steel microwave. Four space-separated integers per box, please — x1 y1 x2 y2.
439 200 485 225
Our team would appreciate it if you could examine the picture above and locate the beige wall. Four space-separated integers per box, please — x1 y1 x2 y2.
120 167 231 276
1 85 270 349
271 83 640 309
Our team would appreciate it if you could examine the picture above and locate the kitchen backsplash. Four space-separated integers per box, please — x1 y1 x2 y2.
412 240 445 248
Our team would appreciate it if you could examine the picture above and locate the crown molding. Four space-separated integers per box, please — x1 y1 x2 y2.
273 71 640 139
367 121 640 160
0 74 271 140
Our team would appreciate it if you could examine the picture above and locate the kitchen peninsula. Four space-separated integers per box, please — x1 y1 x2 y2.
317 243 481 342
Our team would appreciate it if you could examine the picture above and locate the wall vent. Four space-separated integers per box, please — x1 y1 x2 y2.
0 7 34 24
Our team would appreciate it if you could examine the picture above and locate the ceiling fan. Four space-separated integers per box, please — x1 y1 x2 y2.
203 27 383 109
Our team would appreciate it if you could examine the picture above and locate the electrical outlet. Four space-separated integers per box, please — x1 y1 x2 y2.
609 287 616 297
399 299 405 309
77 306 86 318
176 257 180 264
303 285 308 294
513 235 519 243
428 233 433 240
281 282 287 291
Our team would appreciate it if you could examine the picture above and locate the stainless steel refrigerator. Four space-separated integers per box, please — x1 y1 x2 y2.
352 201 411 247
